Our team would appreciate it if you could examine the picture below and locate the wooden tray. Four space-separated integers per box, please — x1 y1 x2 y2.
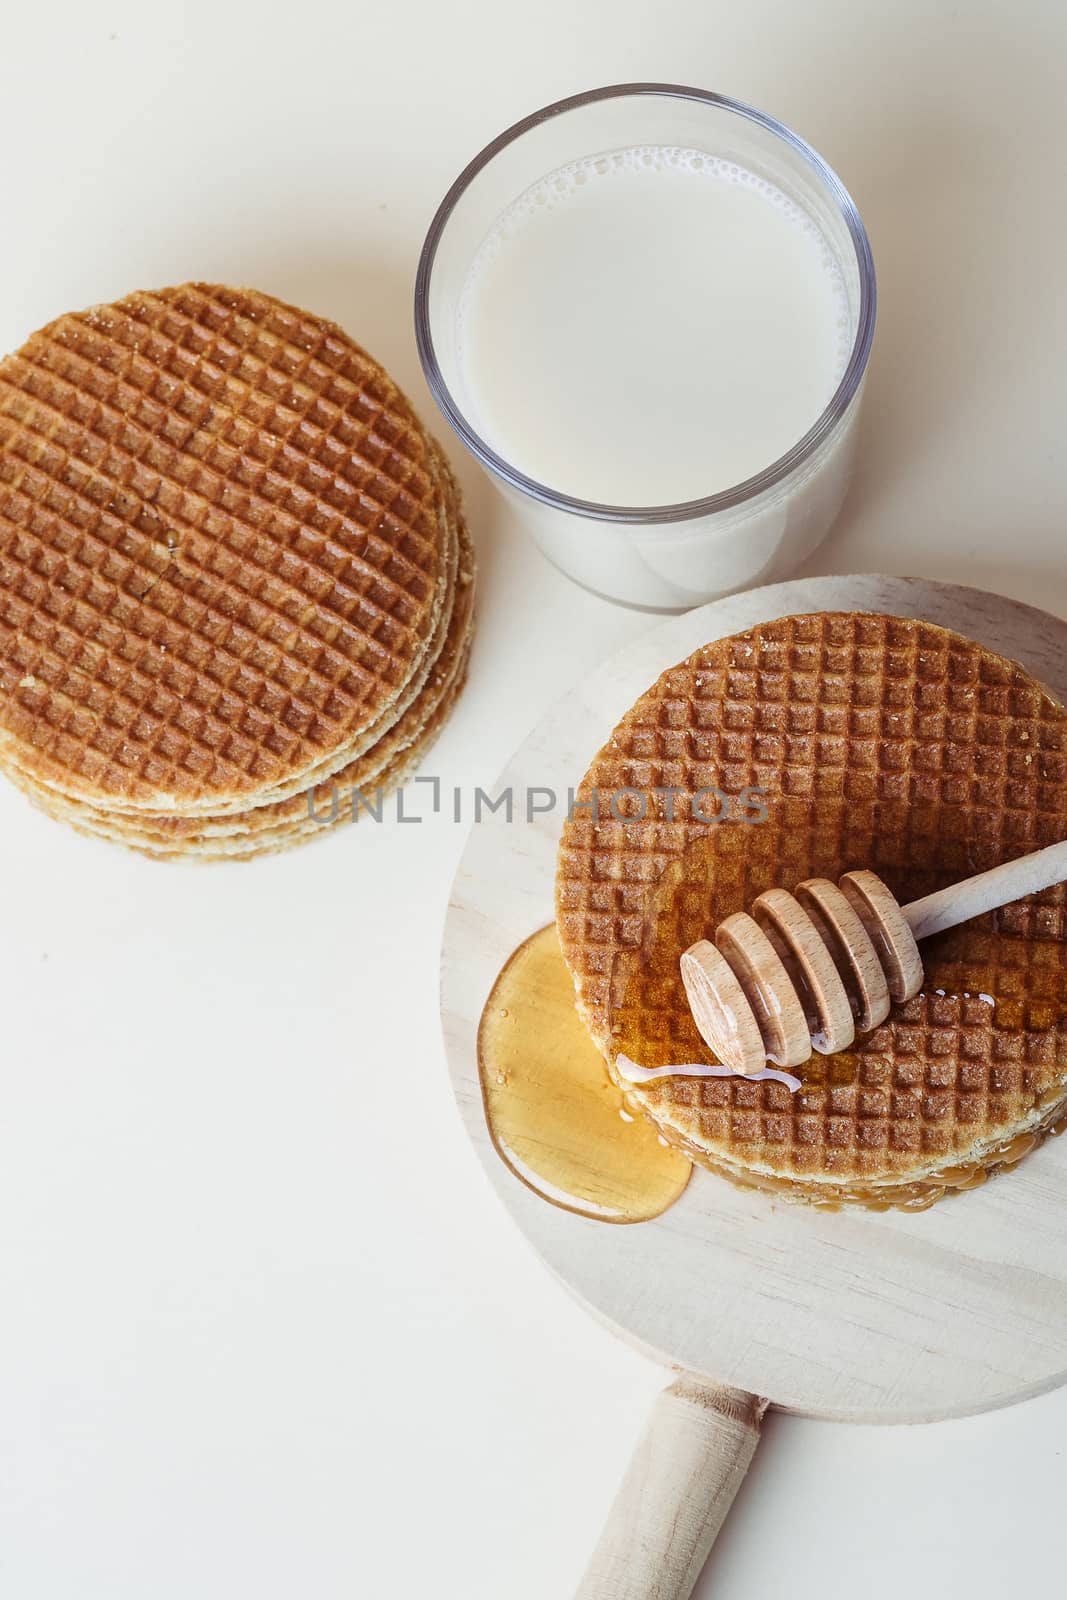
441 576 1067 1425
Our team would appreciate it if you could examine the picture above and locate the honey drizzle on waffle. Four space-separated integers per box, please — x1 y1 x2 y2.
614 841 1067 1209
476 925 1067 1222
477 925 691 1224
557 614 1067 1209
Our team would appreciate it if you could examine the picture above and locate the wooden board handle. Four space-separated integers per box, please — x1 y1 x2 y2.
574 1378 766 1600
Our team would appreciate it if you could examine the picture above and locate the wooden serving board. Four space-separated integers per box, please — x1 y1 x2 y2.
441 576 1067 1425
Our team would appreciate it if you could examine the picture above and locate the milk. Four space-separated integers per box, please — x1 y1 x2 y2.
457 147 852 508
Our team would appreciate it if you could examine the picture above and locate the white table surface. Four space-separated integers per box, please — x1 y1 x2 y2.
1 2 1065 1595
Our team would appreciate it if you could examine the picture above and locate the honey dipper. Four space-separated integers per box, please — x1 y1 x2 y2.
681 839 1067 1076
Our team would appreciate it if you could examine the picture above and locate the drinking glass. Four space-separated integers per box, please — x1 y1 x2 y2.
415 83 876 611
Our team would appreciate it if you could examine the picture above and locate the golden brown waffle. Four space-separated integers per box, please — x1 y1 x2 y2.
0 284 454 816
556 613 1067 1208
12 456 469 840
18 515 475 860
22 633 472 860
0 285 475 855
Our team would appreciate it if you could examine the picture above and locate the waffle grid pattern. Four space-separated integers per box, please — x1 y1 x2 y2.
0 286 447 807
22 509 475 856
996 883 1067 942
556 614 1067 1188
21 544 475 861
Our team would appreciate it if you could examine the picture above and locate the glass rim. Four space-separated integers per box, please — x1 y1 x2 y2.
414 82 877 526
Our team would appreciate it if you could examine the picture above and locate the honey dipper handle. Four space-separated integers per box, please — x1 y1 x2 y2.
902 839 1067 943
574 1378 765 1600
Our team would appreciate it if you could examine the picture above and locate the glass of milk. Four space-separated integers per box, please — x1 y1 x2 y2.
415 84 875 610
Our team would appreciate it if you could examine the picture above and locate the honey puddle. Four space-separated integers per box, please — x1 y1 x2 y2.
478 925 692 1222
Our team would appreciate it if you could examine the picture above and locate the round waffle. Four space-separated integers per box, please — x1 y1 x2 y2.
19 515 475 860
0 284 474 851
556 612 1067 1208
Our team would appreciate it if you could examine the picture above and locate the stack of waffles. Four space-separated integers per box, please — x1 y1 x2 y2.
556 613 1067 1209
0 284 474 860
